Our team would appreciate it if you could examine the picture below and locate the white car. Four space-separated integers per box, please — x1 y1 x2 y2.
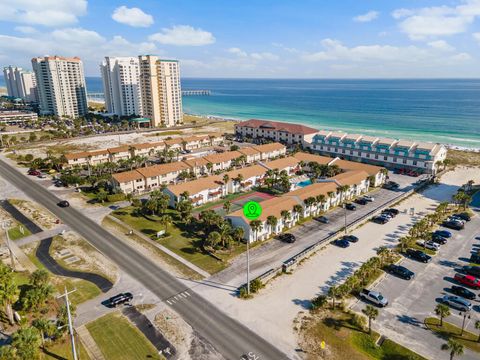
416 240 440 251
442 295 471 312
363 195 375 202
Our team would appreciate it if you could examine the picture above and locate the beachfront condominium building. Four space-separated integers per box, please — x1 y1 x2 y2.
31 56 88 118
3 66 37 102
307 131 447 174
138 55 182 127
100 57 142 117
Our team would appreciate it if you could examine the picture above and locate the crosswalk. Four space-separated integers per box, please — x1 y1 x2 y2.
165 290 191 305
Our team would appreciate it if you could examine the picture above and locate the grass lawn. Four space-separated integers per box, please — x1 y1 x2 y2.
8 225 32 240
192 190 259 214
42 338 90 360
146 130 184 137
301 309 427 360
446 149 480 167
87 312 163 360
411 244 437 256
112 206 246 274
425 317 480 353
26 251 101 306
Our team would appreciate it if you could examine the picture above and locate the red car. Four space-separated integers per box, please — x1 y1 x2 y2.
454 273 480 289
28 170 40 176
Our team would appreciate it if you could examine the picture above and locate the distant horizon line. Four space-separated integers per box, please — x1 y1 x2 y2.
81 76 480 80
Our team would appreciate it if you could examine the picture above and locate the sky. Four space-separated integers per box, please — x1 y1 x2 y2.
1 0 480 78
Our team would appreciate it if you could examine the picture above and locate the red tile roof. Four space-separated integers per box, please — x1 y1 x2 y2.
236 119 318 135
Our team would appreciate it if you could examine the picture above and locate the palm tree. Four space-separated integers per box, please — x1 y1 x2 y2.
223 174 230 185
206 162 213 174
475 320 480 342
250 220 263 242
160 215 172 233
293 204 303 220
328 285 339 309
0 263 17 324
266 215 278 235
442 339 464 360
362 305 379 334
376 246 390 267
32 318 54 348
304 197 316 215
206 231 221 248
11 326 41 360
281 210 291 228
435 303 450 327
223 200 232 214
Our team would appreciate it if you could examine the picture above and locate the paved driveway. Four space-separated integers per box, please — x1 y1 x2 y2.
352 215 480 360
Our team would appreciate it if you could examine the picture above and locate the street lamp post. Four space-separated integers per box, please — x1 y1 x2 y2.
343 204 347 235
459 311 471 336
246 237 250 295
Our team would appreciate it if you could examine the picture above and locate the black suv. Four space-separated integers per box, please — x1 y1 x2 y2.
450 285 476 300
405 249 432 263
387 264 415 280
57 200 70 207
431 234 447 245
106 292 133 307
342 235 359 243
354 198 368 205
384 208 400 216
442 220 464 230
455 213 471 222
463 266 480 277
278 233 296 243
345 203 357 211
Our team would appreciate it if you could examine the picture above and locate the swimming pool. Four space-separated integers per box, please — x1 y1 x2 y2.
297 179 312 188
470 191 480 207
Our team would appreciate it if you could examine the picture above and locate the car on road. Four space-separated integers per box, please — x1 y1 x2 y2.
455 213 471 222
359 288 388 307
462 266 480 278
57 200 70 207
315 216 329 224
405 249 432 263
278 233 296 243
106 292 133 307
450 286 477 300
372 216 389 224
434 230 452 238
334 239 350 248
416 240 440 251
383 181 400 190
342 235 359 243
387 264 415 280
363 195 374 202
345 203 356 211
454 274 480 289
441 295 472 312
354 198 368 205
431 233 448 245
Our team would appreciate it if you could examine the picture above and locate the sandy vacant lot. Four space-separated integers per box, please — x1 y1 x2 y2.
191 167 479 359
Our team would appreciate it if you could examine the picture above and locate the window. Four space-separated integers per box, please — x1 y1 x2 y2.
375 155 378 159
403 159 407 164
384 156 388 160
413 160 417 165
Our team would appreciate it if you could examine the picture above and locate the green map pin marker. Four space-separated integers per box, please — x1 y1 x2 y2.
243 201 262 220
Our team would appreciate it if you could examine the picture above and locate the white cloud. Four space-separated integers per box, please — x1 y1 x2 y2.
427 40 455 51
14 26 37 34
451 52 472 60
392 0 480 40
0 0 87 27
473 32 480 42
354 11 379 23
149 25 215 46
228 47 247 57
112 6 154 28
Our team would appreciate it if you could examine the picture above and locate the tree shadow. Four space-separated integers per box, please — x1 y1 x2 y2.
396 314 423 327
292 298 312 310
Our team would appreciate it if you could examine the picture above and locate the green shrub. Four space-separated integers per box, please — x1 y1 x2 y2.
106 193 126 202
311 295 327 310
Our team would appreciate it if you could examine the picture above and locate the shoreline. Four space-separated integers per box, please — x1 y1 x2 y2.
188 112 480 152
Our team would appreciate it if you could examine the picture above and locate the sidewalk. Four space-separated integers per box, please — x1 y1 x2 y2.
16 224 69 246
76 325 106 360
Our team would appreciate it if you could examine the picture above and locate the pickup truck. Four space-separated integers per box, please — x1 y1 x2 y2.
359 288 388 307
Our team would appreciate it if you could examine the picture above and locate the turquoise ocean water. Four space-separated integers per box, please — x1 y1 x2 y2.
2 76 479 148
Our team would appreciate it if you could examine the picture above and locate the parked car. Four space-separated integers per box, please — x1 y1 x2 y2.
448 216 465 225
471 253 480 264
380 212 394 219
454 273 480 289
384 208 400 216
450 286 476 300
462 266 480 278
278 233 296 243
106 292 133 307
442 220 464 230
315 216 329 224
359 288 388 307
28 170 41 176
334 239 350 248
405 249 432 263
345 203 357 211
455 212 471 222
416 240 440 251
387 264 415 280
372 216 389 224
363 195 374 202
354 198 368 205
37 173 47 179
431 233 448 244
57 200 70 208
342 235 359 243
434 230 452 238
441 295 472 312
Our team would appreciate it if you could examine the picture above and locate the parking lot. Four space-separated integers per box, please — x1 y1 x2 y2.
352 214 480 360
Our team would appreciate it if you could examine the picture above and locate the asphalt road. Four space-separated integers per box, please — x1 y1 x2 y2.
0 158 289 360
352 214 480 360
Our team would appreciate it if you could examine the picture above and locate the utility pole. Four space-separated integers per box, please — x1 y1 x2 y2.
1 221 16 270
343 204 347 235
246 237 250 295
58 287 78 360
